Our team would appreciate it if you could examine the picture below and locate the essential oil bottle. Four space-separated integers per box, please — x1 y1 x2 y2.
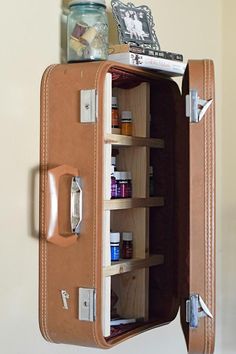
110 232 120 261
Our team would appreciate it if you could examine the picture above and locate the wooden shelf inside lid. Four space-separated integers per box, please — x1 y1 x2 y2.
104 197 164 210
104 133 164 148
103 254 164 277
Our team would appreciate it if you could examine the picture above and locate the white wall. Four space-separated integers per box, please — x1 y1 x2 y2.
0 0 232 353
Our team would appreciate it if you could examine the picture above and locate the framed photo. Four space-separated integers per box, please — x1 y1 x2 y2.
111 0 160 50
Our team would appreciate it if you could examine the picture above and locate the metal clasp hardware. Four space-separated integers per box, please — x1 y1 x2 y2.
78 288 96 322
61 290 70 310
186 89 213 123
186 294 213 328
80 89 97 123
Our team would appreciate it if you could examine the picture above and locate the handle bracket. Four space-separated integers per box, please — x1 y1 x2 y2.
71 176 82 234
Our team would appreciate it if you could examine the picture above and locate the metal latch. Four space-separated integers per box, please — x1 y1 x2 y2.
186 294 213 328
61 290 70 310
186 89 213 123
78 288 96 322
80 89 97 123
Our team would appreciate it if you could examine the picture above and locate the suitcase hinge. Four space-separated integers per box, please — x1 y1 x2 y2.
186 294 213 328
78 288 96 322
80 89 98 123
186 89 213 123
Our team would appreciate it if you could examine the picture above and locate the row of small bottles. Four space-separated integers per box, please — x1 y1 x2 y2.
110 231 133 261
111 163 154 199
111 167 132 199
111 155 132 199
112 97 133 136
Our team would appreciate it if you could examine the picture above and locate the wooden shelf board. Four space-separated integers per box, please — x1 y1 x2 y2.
104 197 164 210
104 133 164 148
103 254 164 277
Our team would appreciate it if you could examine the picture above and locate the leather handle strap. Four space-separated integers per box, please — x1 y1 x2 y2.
46 164 79 247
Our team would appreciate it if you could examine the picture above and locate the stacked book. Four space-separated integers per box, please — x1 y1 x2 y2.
108 44 186 77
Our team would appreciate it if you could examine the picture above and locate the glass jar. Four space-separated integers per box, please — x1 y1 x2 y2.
67 0 108 62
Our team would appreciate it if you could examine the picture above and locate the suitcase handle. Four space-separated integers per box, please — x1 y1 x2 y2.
46 164 81 247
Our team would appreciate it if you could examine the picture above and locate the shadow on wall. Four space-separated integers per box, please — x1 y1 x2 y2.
29 166 40 239
60 1 119 63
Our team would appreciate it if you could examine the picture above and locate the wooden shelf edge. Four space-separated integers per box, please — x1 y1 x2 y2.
103 254 164 277
104 133 164 148
104 197 164 210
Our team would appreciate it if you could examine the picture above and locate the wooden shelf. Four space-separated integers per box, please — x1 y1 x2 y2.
105 133 164 148
103 254 164 277
104 197 164 210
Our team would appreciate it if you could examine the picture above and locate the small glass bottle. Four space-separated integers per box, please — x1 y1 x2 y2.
121 111 133 136
122 232 133 259
67 0 108 62
149 166 154 196
114 172 121 198
119 172 129 198
112 97 120 131
111 166 117 199
110 232 120 261
126 171 132 198
111 156 117 170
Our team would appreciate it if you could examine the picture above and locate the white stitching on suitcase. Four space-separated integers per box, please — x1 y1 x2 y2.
41 65 57 343
204 59 209 354
43 65 102 347
91 66 101 347
208 60 214 354
91 64 114 348
208 59 213 354
204 60 214 354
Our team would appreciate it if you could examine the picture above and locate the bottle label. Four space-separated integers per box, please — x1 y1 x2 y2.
119 181 129 198
111 177 117 198
122 243 133 259
111 245 120 261
112 109 119 128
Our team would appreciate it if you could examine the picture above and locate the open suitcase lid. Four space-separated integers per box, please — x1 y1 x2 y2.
178 60 215 353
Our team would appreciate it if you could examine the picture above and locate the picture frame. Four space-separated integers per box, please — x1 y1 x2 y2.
111 0 160 51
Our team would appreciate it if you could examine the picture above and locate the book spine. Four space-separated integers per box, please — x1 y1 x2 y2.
129 46 183 61
109 44 183 61
128 53 186 74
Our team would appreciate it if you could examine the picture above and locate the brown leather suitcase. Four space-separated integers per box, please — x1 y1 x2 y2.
39 60 215 352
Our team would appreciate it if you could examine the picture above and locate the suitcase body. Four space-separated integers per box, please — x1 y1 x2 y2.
39 60 215 352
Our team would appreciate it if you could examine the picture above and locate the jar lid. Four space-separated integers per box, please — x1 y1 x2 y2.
69 0 106 7
119 172 127 180
112 96 118 107
63 0 71 6
113 172 120 180
121 111 132 119
121 111 132 121
122 232 133 241
126 171 132 180
110 232 120 243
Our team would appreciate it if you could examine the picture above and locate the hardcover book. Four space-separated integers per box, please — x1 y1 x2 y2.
108 52 186 77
